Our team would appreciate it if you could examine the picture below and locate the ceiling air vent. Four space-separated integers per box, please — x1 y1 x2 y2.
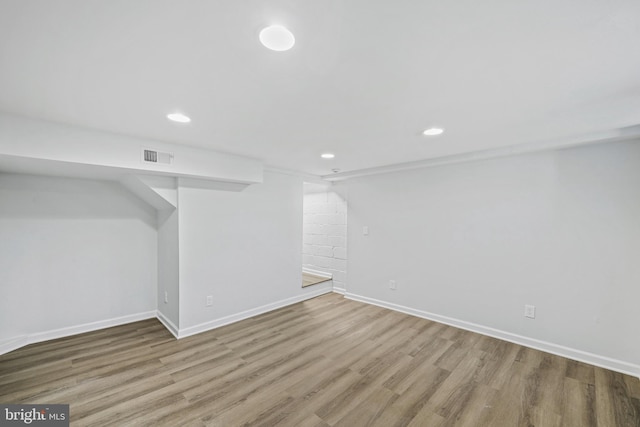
142 148 173 165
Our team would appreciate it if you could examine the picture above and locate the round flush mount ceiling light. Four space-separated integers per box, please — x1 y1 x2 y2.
321 153 335 159
423 127 444 136
259 25 295 51
167 113 191 123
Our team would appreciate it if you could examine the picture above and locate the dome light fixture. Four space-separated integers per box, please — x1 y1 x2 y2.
321 153 335 159
423 127 444 136
167 113 191 123
259 25 295 51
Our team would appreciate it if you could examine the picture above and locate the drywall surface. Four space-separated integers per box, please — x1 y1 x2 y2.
347 140 640 371
0 174 157 347
303 182 348 292
157 206 180 333
177 171 325 331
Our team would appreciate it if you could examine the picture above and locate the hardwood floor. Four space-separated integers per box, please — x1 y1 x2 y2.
1 293 639 426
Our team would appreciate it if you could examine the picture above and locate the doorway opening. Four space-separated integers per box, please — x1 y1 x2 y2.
302 181 347 293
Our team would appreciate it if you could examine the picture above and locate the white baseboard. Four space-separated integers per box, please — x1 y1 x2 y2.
178 285 333 339
302 267 332 279
0 336 29 356
0 287 335 355
0 310 157 356
345 292 640 379
8 292 634 380
156 310 179 339
333 286 346 295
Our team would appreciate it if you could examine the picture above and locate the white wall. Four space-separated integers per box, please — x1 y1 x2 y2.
177 171 332 334
347 140 640 375
157 207 179 332
0 174 157 350
303 182 348 292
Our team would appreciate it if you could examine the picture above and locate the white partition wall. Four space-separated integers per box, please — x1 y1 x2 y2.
177 172 332 336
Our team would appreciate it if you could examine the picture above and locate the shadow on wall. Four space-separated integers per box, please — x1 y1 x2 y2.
0 174 157 226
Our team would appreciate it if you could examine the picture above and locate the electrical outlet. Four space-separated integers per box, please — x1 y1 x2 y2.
363 226 369 236
389 280 397 290
524 304 536 319
164 291 168 304
206 295 213 307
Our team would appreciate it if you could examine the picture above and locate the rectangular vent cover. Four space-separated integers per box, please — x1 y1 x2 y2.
142 149 173 165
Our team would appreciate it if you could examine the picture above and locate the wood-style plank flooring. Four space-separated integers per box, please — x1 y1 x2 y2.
302 272 332 288
1 293 639 426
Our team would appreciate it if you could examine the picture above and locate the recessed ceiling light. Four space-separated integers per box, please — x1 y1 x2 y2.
259 25 295 51
423 127 444 136
321 153 335 159
167 113 191 123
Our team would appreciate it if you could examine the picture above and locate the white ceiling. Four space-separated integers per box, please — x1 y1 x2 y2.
1 0 639 177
